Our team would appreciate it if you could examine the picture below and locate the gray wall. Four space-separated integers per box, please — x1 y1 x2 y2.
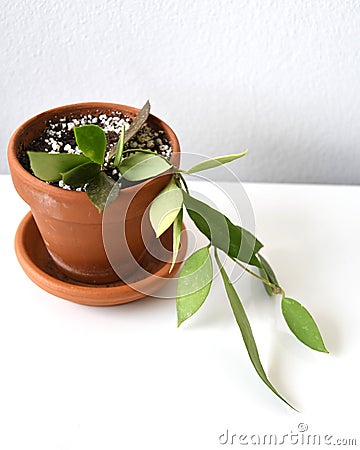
1 0 359 184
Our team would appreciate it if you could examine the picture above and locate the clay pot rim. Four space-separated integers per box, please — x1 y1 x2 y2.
8 101 180 201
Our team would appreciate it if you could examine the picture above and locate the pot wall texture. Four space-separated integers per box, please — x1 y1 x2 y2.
1 0 359 184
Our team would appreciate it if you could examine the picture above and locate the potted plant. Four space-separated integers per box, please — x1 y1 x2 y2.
8 100 328 410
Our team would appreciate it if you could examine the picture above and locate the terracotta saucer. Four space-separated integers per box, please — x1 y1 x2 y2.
15 212 187 306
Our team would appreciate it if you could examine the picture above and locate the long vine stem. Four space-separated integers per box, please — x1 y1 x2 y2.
231 257 285 296
178 173 189 193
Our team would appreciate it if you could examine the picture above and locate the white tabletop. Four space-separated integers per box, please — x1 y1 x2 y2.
1 175 359 450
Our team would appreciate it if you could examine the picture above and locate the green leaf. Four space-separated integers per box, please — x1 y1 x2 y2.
214 251 296 410
86 172 120 212
108 100 151 160
183 192 263 268
114 124 125 168
281 297 329 353
27 152 89 182
73 125 106 164
124 100 151 144
176 246 213 327
258 254 280 296
170 208 183 273
61 162 101 188
119 152 171 181
150 177 183 238
187 150 248 174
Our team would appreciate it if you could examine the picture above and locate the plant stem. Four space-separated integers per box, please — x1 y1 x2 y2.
231 257 285 296
110 148 175 168
122 148 173 163
177 173 189 193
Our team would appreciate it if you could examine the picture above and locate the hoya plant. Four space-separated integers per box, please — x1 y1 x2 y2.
27 102 328 410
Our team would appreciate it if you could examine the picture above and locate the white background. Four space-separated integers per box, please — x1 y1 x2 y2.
1 0 359 184
1 177 360 449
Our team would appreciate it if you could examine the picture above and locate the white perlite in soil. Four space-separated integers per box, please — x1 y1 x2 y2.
26 112 172 190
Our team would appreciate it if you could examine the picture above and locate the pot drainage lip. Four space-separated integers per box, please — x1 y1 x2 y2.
14 212 187 306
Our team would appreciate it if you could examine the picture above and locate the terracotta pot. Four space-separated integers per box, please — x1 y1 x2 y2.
8 102 180 284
